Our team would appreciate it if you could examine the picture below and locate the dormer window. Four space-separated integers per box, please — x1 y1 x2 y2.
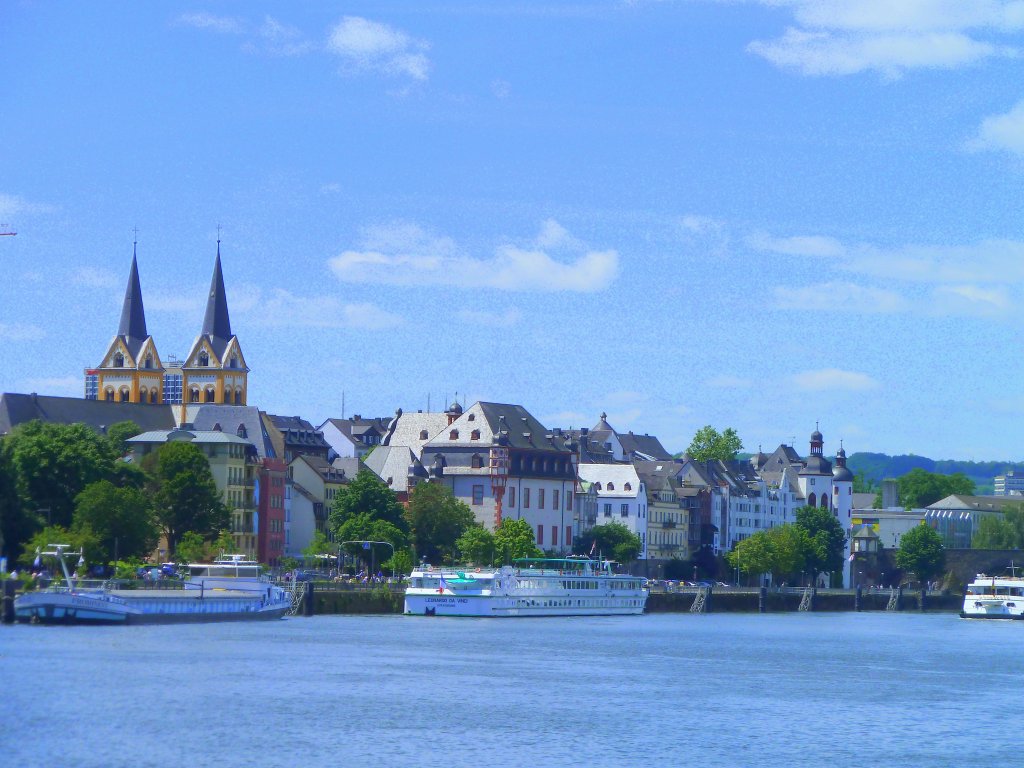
595 482 602 490
450 430 459 440
471 430 481 440
607 482 615 490
624 482 632 491
467 414 475 421
113 352 124 367
144 354 153 369
419 430 429 440
199 350 209 367
229 355 238 369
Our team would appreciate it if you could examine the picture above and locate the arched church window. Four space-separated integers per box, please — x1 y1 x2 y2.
119 388 129 403
223 390 231 404
190 387 200 403
140 387 147 401
104 388 115 402
821 493 829 510
150 390 158 404
205 387 215 403
144 354 153 369
199 351 209 367
113 352 124 367
808 492 816 507
234 389 242 405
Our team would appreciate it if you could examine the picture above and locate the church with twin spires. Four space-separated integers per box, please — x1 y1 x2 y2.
84 240 249 417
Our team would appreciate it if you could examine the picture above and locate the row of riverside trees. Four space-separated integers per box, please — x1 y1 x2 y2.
726 505 947 586
305 470 645 575
0 420 230 570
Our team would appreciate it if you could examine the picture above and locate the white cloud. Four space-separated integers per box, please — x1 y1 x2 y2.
535 218 582 250
253 15 316 56
0 193 55 219
0 322 45 341
677 214 725 235
933 284 1011 315
747 232 844 257
329 221 618 293
456 308 521 327
71 267 120 289
968 99 1024 156
705 375 754 389
327 17 431 81
791 368 881 392
772 281 908 313
246 289 403 330
176 12 246 35
745 1 1021 76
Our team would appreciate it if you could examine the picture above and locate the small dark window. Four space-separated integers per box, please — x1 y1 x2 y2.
624 482 632 491
471 455 483 469
199 351 209 367
607 482 615 490
471 429 481 440
450 430 459 440
113 352 124 367
420 430 429 440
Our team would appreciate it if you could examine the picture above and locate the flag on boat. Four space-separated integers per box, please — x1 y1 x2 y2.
437 575 447 593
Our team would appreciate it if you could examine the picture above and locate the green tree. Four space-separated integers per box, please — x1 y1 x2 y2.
896 523 946 583
574 522 643 564
973 506 1024 549
456 525 496 565
106 420 142 457
302 530 335 565
493 518 543 563
0 443 34 562
335 513 407 567
19 525 100 570
72 480 158 564
766 524 808 580
174 531 207 565
211 529 237 556
852 474 876 493
896 468 975 509
383 549 413 577
144 441 228 555
405 483 477 564
794 505 847 580
329 470 407 532
686 426 743 463
726 530 774 583
6 421 118 529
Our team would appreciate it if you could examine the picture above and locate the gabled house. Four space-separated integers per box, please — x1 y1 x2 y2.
319 414 390 459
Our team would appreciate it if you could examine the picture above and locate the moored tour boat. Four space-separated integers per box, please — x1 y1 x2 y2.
404 557 648 617
961 572 1024 620
14 547 292 625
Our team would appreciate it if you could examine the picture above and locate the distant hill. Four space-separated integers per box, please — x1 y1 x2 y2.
845 453 1024 495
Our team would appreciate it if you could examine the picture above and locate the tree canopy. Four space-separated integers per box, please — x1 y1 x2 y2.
879 468 976 509
794 505 847 578
896 523 945 583
73 480 158 564
686 426 743 463
144 441 228 555
335 513 407 565
574 521 643 564
329 470 407 533
726 524 810 583
972 506 1024 549
405 482 477 564
493 518 542 563
456 525 496 566
106 420 143 457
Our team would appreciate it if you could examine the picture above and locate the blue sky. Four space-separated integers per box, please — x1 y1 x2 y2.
3 1 1024 460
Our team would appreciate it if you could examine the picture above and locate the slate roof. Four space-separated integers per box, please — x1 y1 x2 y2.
186 404 276 458
382 410 449 453
426 401 569 454
363 445 420 493
116 250 151 360
0 393 176 437
577 463 643 499
129 427 252 446
200 248 233 359
618 431 672 461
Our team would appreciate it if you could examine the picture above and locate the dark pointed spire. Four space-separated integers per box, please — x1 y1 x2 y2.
118 245 149 344
202 239 232 343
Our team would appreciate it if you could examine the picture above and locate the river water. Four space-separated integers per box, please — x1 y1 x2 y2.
1 611 1019 767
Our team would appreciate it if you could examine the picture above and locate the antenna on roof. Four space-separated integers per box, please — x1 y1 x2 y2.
342 390 345 420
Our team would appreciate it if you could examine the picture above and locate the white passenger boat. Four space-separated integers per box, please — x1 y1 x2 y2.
15 547 292 625
961 573 1024 620
404 557 648 617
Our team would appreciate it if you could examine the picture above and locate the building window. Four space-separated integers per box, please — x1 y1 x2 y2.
508 487 515 508
553 489 560 510
471 454 483 469
419 430 429 440
524 488 531 509
205 387 215 403
119 388 129 403
471 430 480 440
621 503 629 517
552 526 558 547
604 503 612 517
150 390 157 404
808 492 816 507
538 489 545 509
607 482 615 491
113 352 124 367
624 482 632 491
472 484 484 505
450 430 459 440
199 350 209 367
467 413 475 421
536 525 544 546
189 387 200 403
566 492 572 510
234 389 242 404
565 527 572 546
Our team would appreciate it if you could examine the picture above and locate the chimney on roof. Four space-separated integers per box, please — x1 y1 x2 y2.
354 414 361 420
